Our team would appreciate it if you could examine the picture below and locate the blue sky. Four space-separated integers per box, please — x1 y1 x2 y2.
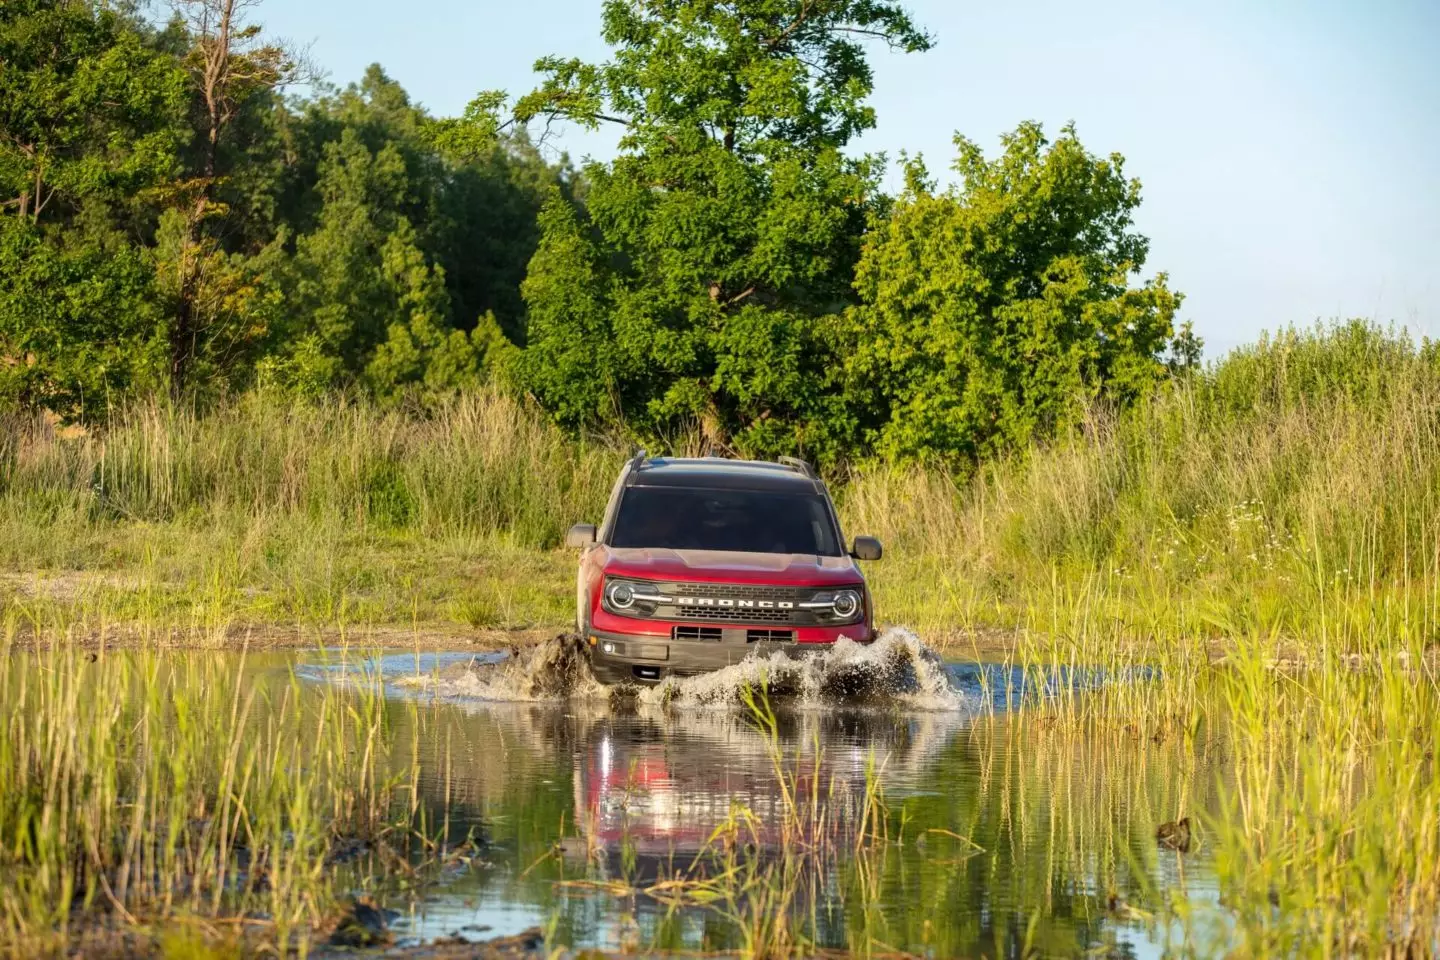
260 0 1439 357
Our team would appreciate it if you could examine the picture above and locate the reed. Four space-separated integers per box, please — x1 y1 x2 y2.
0 629 421 956
1203 630 1440 954
847 321 1440 645
1008 571 1440 955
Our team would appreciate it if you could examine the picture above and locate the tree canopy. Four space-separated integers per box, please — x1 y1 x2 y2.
0 0 1199 470
0 2 563 413
841 124 1196 462
517 0 932 459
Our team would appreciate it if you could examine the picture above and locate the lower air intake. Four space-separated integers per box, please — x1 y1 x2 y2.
673 625 723 642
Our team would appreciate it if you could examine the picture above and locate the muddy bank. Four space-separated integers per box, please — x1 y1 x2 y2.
4 621 554 652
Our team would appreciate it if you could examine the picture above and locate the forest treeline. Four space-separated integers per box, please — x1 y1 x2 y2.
1 0 1202 467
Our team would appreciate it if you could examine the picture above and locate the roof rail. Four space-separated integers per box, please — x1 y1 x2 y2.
777 455 815 478
623 448 649 484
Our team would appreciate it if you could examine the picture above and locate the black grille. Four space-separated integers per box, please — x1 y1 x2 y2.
679 605 793 623
746 629 794 643
663 581 810 625
673 625 723 642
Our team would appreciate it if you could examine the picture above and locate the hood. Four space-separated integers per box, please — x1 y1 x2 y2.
602 548 863 586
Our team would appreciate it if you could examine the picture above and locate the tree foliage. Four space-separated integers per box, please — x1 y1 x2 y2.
0 0 1201 471
0 5 563 417
840 123 1196 463
517 0 932 460
0 0 187 409
0 0 187 223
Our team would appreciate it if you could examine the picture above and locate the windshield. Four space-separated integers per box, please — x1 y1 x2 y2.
609 487 843 556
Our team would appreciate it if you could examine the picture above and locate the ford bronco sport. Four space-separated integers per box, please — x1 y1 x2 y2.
565 454 883 684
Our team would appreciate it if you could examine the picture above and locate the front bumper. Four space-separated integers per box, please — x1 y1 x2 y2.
584 619 874 685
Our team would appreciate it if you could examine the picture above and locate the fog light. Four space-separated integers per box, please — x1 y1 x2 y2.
602 642 616 654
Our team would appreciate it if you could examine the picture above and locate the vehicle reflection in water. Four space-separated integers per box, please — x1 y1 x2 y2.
349 656 1219 959
383 701 972 951
568 708 956 869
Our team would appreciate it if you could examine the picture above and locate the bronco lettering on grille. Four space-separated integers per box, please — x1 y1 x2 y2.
677 597 796 610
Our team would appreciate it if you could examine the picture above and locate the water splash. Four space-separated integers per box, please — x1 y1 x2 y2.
640 628 962 710
396 634 607 702
398 628 966 710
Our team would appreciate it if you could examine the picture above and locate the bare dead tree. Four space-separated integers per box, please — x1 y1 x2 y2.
169 0 307 397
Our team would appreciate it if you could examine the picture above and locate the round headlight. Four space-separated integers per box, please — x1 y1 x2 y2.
832 589 861 620
608 581 636 609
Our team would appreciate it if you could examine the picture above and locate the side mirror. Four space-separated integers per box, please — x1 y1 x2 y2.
565 523 597 548
851 536 883 561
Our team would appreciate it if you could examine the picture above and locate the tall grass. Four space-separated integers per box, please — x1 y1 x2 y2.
2 321 1434 645
1208 636 1440 954
1009 598 1440 955
0 631 422 956
849 321 1440 645
0 389 622 547
0 390 622 632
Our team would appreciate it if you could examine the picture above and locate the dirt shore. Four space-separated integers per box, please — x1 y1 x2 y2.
6 621 555 652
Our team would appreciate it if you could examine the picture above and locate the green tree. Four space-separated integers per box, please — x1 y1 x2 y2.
261 67 561 395
841 123 1196 464
270 127 508 399
0 3 571 414
429 130 564 345
0 0 187 224
274 130 437 391
0 0 187 415
515 0 931 461
0 224 170 412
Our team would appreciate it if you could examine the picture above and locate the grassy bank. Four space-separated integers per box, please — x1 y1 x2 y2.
2 321 1437 652
0 390 623 637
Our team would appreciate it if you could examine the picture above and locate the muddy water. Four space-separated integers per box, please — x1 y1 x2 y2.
286 639 1222 957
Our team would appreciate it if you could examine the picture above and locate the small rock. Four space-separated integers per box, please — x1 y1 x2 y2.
471 926 545 957
1156 817 1191 852
329 896 396 947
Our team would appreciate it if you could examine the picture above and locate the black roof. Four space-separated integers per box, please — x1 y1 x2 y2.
626 457 823 494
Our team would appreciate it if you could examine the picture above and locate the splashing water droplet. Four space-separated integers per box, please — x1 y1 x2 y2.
398 628 966 711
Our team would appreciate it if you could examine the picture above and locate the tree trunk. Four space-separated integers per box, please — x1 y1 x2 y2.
171 0 228 399
171 180 212 399
171 237 199 397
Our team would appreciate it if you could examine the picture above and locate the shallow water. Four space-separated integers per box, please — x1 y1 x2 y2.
284 639 1223 957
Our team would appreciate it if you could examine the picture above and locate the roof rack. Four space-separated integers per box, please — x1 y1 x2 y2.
777 455 815 478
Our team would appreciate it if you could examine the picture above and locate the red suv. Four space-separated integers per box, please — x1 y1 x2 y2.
565 454 883 684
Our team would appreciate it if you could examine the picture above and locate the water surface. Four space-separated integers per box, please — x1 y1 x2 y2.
284 646 1223 957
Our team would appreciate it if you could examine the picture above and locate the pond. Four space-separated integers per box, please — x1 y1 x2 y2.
282 640 1225 958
